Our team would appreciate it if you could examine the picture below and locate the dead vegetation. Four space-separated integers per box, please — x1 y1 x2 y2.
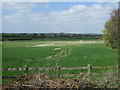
2 73 118 89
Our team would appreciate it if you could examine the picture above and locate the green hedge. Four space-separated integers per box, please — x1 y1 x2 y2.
8 38 32 41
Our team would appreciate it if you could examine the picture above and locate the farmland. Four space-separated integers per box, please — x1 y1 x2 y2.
2 40 118 79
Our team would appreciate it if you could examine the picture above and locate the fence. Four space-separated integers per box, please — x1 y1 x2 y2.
1 64 119 80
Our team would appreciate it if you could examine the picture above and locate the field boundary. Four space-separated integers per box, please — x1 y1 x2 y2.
1 65 118 71
2 64 119 79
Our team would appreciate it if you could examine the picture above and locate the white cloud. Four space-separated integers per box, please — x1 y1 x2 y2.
1 0 119 2
2 2 36 11
48 4 107 24
37 2 117 33
3 10 47 23
3 12 24 23
27 13 48 21
17 9 31 13
44 4 49 8
2 2 118 33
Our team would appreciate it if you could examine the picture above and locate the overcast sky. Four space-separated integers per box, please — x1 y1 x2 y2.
2 2 118 33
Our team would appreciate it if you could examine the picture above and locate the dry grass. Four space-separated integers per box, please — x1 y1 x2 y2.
2 72 119 89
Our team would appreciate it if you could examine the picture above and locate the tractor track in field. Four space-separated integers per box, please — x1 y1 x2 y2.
44 48 72 60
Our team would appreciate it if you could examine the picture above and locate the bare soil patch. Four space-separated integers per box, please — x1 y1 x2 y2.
65 41 104 44
30 41 104 47
54 48 61 50
32 44 55 47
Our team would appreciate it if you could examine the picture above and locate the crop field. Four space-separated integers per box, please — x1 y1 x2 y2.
2 40 118 83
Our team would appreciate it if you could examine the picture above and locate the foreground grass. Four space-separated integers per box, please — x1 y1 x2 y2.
2 40 118 83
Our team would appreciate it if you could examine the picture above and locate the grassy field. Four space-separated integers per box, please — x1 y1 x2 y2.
2 40 118 83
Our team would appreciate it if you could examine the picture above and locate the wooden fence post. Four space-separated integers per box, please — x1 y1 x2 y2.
88 64 91 81
80 73 83 78
56 67 60 78
24 65 28 76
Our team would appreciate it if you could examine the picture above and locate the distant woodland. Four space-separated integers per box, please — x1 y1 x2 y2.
1 33 102 41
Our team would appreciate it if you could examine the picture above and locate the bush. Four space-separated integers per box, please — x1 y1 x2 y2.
103 8 120 50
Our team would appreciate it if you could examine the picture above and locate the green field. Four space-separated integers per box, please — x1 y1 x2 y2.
2 40 118 83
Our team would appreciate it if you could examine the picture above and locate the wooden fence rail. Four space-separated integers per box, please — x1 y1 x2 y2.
1 64 119 80
1 73 118 79
1 65 118 71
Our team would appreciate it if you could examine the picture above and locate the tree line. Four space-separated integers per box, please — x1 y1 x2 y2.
1 33 102 41
103 7 120 50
